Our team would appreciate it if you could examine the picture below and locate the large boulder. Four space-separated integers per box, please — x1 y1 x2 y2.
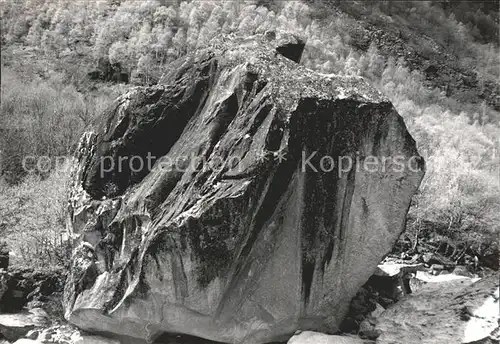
64 33 424 343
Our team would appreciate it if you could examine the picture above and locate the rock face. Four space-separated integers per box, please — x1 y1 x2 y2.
375 275 499 344
64 33 424 343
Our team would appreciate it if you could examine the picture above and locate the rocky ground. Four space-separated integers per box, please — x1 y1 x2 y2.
1 251 498 344
375 274 498 344
340 247 499 340
0 265 119 344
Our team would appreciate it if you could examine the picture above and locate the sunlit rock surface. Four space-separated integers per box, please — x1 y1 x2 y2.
375 275 499 344
64 33 424 344
0 310 48 342
287 331 366 344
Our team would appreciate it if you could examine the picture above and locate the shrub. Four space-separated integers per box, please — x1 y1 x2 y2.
406 112 500 254
0 164 71 269
0 67 116 184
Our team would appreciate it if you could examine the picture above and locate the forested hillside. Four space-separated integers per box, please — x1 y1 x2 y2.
1 0 499 268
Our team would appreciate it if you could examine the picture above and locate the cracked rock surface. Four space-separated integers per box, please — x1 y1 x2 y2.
375 275 499 344
63 33 424 344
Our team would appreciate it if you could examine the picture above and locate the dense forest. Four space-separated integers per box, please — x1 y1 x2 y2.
0 0 499 268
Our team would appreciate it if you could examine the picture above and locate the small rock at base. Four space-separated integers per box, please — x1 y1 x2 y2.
371 303 386 319
358 318 381 340
12 340 37 344
453 265 474 277
422 253 433 263
24 330 38 340
288 331 365 344
430 264 444 271
37 331 52 342
73 335 121 344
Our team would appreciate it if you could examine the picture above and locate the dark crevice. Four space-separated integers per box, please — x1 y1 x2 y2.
244 71 259 92
153 333 227 344
302 258 316 304
84 75 212 199
255 80 267 95
339 163 356 244
265 111 286 152
191 220 231 288
275 40 306 63
253 158 297 238
321 241 335 273
103 268 128 313
108 114 130 141
147 171 185 215
371 108 388 156
234 110 302 276
205 93 240 158
248 104 273 137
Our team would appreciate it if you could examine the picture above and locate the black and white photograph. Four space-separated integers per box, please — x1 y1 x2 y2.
0 1 499 343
